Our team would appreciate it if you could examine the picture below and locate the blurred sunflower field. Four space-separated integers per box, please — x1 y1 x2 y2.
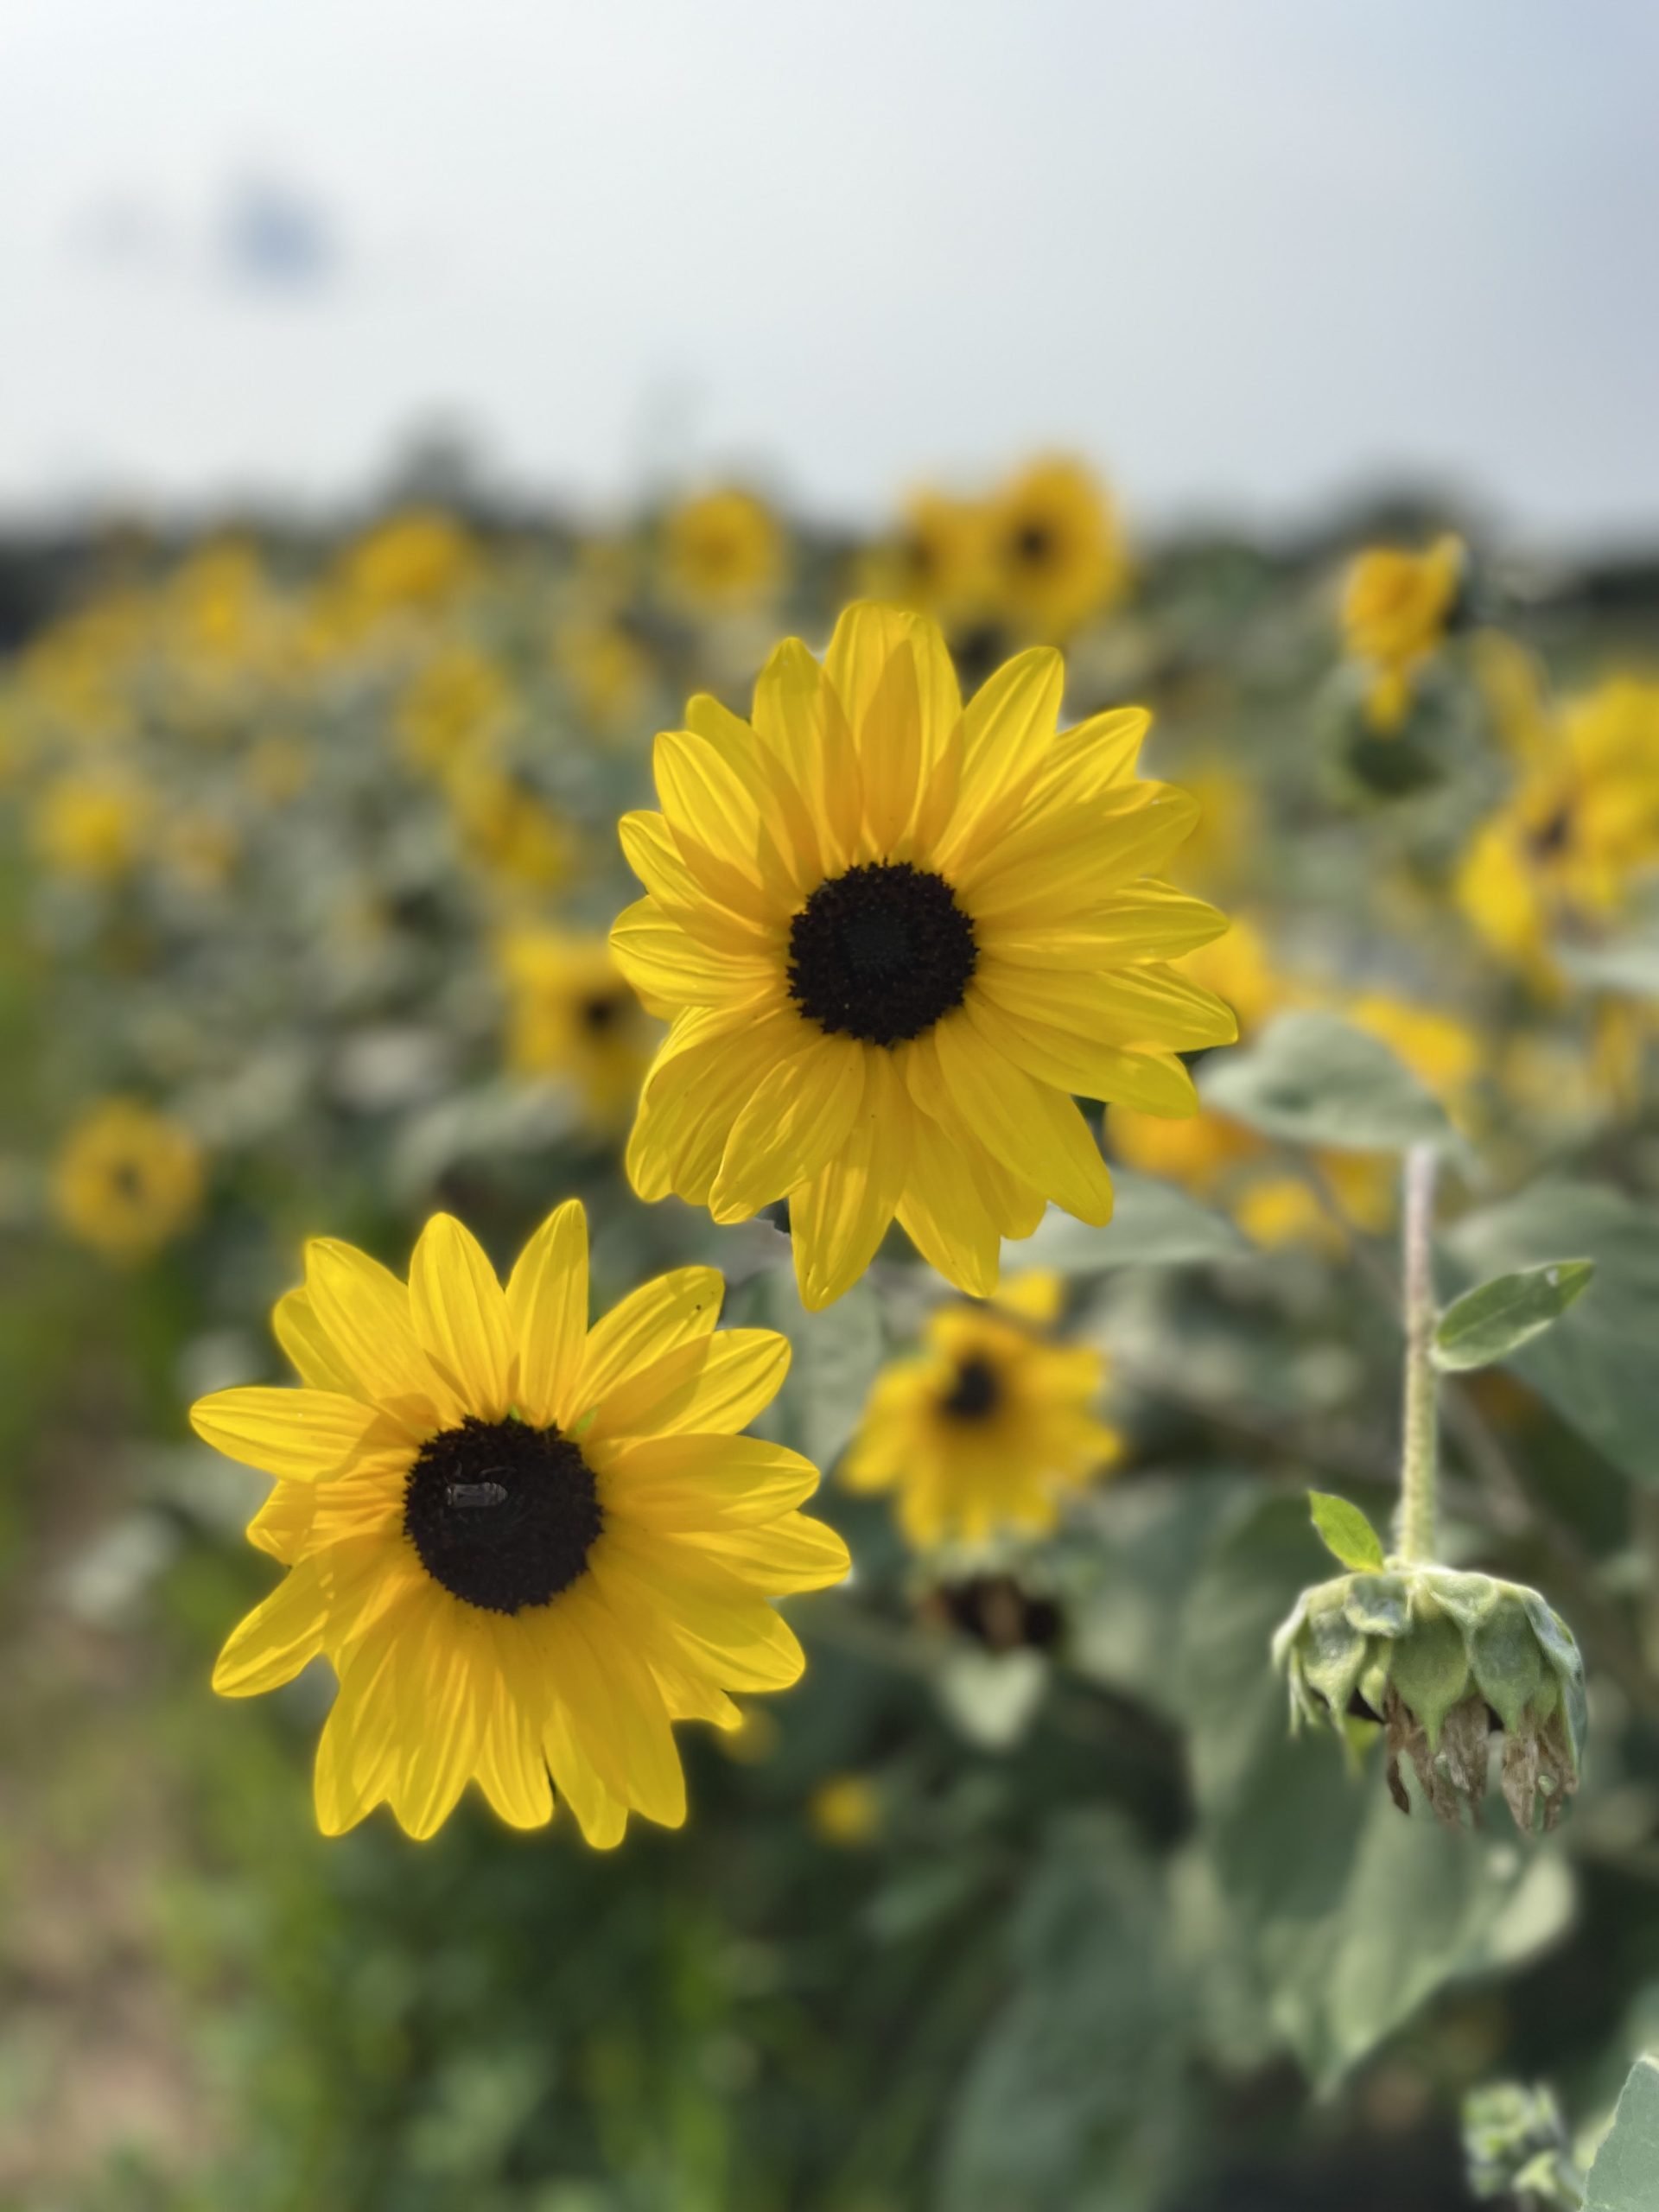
5 458 1659 2212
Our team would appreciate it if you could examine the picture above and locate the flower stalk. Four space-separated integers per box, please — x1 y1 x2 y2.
1396 1141 1440 1564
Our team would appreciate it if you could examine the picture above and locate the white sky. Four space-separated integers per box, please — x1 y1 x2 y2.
2 0 1656 543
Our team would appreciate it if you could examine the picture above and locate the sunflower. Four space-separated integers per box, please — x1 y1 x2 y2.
863 487 987 627
30 772 149 883
1341 535 1464 731
397 645 514 772
192 1204 849 1842
611 602 1233 1308
982 457 1128 640
1458 676 1659 988
447 761 575 895
53 1098 205 1262
498 928 657 1127
842 1271 1119 1547
662 487 788 613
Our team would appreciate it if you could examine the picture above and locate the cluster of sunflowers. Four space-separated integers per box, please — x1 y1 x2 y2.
6 461 1659 2204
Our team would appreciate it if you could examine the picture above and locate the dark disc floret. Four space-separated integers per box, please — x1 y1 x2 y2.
940 1352 1001 1422
404 1414 601 1615
786 861 977 1047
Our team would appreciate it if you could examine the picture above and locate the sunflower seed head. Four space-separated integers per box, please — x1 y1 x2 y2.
1272 1564 1586 1835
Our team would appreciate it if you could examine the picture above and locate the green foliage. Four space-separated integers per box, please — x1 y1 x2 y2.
1198 1010 1455 1152
1447 1182 1659 1484
1463 2080 1584 2205
1433 1259 1596 1373
1019 1174 1247 1272
1306 1490 1386 1571
1585 2056 1659 2212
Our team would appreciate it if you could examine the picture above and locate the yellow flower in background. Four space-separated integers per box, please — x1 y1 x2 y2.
191 1204 849 1843
1341 534 1464 731
448 762 575 894
982 457 1128 640
397 646 515 772
613 602 1234 1309
662 487 788 613
808 1772 883 1847
866 487 987 626
553 618 652 736
842 1273 1119 1547
1459 676 1659 986
53 1099 204 1262
498 928 656 1127
334 509 478 625
30 772 149 882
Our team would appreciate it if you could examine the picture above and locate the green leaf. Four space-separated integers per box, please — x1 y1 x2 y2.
1433 1260 1595 1372
724 1260 884 1472
1586 2055 1659 2210
940 1816 1185 2212
1199 1010 1454 1153
1307 1491 1386 1571
1446 1182 1659 1486
1176 1495 1575 2088
1018 1172 1247 1272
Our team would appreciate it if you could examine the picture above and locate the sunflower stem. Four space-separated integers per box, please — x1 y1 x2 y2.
1395 1142 1440 1564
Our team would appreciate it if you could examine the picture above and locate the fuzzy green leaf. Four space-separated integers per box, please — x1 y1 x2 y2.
1586 2055 1659 2211
1307 1491 1386 1572
1199 1011 1454 1153
1433 1260 1595 1373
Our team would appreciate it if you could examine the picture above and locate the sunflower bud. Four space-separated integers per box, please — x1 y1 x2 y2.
1272 1565 1586 1834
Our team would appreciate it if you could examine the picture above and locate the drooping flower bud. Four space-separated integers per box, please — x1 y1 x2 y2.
1273 1563 1586 1834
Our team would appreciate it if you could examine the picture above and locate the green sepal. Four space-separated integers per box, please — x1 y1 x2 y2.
1387 1599 1470 1748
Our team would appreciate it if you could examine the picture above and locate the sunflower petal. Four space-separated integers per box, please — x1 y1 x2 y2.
408 1214 514 1418
272 1287 362 1395
966 993 1201 1115
586 1329 791 1441
303 1239 449 1423
895 1114 1003 1297
709 1035 866 1224
690 1511 852 1593
212 1559 330 1695
573 1266 724 1419
932 1012 1115 1225
598 1433 821 1528
752 636 861 871
505 1198 588 1428
192 1386 384 1481
789 1047 911 1310
610 896 772 1014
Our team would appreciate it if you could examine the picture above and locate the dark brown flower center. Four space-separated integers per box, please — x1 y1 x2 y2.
786 861 977 1047
403 1414 601 1615
940 1353 1001 1422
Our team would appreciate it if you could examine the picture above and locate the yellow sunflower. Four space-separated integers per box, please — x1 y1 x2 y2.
397 645 514 772
662 487 788 613
611 602 1233 1309
53 1099 205 1262
863 487 988 627
1458 676 1659 988
1341 535 1464 731
192 1204 849 1843
982 457 1129 640
842 1271 1119 1547
498 928 657 1127
30 772 150 883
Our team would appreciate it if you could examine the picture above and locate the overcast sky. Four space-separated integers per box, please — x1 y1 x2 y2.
2 0 1656 543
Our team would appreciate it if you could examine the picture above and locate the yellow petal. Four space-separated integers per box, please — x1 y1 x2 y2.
966 993 1200 1116
653 727 793 903
312 1579 432 1834
984 885 1229 968
825 602 960 777
789 1047 911 1310
245 1479 317 1563
752 636 861 873
386 1603 489 1840
632 1007 801 1207
1035 706 1150 801
593 1529 807 1692
690 1511 852 1594
709 1034 866 1224
618 809 773 956
586 1328 791 1442
542 1588 686 1827
505 1198 588 1428
573 1265 724 1421
932 1013 1115 1225
598 1433 821 1528
857 639 925 855
610 895 772 1014
304 1239 449 1425
686 691 824 890
934 646 1064 869
980 959 1236 1051
895 1116 1003 1297
957 785 1201 925
543 1695 628 1848
213 1562 329 1695
192 1386 385 1480
272 1287 363 1395
474 1625 555 1829
408 1213 514 1418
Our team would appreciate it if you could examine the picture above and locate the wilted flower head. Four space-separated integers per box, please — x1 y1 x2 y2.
1274 1560 1586 1834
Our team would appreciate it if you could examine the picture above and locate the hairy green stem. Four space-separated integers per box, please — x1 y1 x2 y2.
1396 1143 1440 1563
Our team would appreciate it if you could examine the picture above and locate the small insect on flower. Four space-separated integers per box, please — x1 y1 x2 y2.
53 1098 205 1263
842 1272 1120 1548
612 601 1235 1308
191 1204 849 1843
